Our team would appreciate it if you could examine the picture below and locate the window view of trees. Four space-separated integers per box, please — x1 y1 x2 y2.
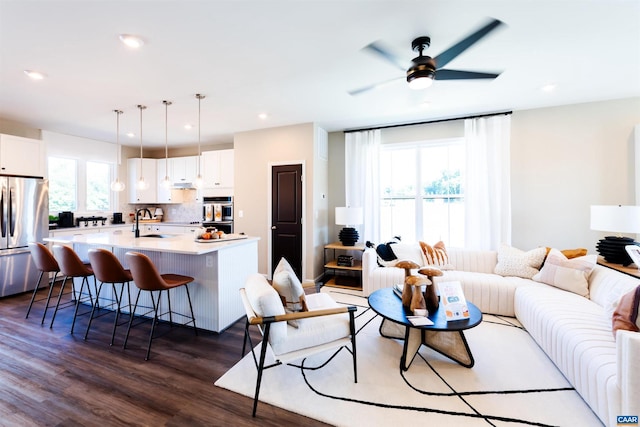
48 157 77 213
380 139 465 246
86 161 110 211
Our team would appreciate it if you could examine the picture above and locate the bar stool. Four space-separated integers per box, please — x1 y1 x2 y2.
123 251 197 360
51 245 96 332
26 242 60 323
85 248 133 346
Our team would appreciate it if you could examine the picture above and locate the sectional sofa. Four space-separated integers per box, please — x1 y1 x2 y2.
361 244 640 427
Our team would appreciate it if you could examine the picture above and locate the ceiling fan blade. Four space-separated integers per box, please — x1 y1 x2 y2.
363 41 407 72
433 18 504 69
436 69 501 80
348 76 404 96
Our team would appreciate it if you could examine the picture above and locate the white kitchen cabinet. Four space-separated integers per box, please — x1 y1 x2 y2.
156 159 185 203
0 134 45 177
201 149 233 189
127 158 157 204
171 156 199 186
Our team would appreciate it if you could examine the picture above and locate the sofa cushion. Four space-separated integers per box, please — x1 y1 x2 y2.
419 240 454 270
612 285 640 336
494 244 546 279
532 249 596 297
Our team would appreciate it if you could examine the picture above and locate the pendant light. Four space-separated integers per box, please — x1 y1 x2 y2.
136 104 149 190
161 100 172 189
110 109 125 192
193 93 205 189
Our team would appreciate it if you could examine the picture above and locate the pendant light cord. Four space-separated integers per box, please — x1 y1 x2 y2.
195 94 205 177
163 100 172 177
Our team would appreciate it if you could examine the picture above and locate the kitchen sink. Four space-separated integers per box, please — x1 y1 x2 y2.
140 234 178 238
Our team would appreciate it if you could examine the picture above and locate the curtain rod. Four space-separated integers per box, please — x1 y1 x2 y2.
343 110 513 134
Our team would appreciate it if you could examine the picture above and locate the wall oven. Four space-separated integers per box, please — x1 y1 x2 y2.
202 196 233 234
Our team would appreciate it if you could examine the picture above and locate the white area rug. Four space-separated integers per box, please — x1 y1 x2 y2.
215 290 603 426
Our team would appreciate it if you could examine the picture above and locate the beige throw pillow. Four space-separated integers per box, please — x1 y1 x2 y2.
494 244 546 279
419 241 454 270
532 249 596 297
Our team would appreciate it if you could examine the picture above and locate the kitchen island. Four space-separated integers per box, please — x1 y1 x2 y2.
44 232 259 333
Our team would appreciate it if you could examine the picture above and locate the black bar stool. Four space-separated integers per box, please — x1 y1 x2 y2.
26 242 60 323
123 251 197 360
85 248 133 345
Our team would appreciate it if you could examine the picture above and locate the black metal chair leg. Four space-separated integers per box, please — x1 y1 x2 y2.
123 289 141 350
184 286 197 335
110 282 124 346
349 310 357 383
252 322 271 417
145 291 161 361
49 276 69 328
84 281 105 340
26 270 45 319
40 274 59 325
70 276 89 334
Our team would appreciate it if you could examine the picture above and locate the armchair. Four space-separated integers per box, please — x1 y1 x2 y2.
239 273 357 416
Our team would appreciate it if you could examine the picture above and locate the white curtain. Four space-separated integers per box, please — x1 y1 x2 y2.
464 115 512 250
345 129 381 244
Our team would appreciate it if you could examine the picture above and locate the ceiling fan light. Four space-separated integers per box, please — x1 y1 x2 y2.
408 75 434 90
407 56 436 90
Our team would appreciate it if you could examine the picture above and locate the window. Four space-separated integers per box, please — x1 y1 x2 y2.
86 161 110 210
380 138 465 246
48 156 114 214
48 157 77 212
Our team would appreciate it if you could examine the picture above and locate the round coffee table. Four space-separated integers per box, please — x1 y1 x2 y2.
368 287 482 370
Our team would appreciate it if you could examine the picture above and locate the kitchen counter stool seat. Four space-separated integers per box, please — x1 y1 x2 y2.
85 248 134 345
26 242 60 323
51 245 96 332
124 251 197 360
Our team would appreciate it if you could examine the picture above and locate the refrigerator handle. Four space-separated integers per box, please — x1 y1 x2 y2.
1 183 6 238
8 185 15 237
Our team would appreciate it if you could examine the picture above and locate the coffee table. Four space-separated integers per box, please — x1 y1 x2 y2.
368 287 482 370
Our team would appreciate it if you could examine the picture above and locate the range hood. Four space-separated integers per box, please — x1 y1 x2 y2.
172 181 195 189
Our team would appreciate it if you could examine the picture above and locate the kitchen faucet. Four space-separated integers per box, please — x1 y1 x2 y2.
134 208 152 238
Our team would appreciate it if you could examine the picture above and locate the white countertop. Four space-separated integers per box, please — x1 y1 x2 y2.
44 232 258 255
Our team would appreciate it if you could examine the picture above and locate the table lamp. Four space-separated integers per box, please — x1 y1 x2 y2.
335 207 363 246
590 205 640 265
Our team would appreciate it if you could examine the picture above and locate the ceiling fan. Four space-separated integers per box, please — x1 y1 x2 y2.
349 18 505 96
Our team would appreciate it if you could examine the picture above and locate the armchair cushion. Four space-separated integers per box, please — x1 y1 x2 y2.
272 258 306 312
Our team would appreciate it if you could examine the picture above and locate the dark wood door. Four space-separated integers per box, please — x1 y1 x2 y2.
271 164 303 279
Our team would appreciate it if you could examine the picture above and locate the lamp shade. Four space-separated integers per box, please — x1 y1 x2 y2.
335 207 363 226
590 205 640 234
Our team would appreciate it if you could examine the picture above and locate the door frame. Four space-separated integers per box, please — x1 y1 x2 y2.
267 160 306 280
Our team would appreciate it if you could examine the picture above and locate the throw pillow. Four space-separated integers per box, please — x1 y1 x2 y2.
532 249 596 297
388 243 424 267
494 244 547 279
272 258 307 312
374 237 401 267
612 285 640 337
419 241 454 270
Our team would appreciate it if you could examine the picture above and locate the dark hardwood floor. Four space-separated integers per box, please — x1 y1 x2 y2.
0 283 330 426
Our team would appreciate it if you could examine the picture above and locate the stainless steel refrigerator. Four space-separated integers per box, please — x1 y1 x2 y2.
0 176 48 297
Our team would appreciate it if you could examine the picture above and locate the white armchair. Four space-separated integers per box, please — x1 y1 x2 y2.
239 273 357 416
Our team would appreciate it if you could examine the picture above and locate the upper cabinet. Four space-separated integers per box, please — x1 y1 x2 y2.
171 155 199 186
127 158 157 204
0 134 45 177
201 149 234 189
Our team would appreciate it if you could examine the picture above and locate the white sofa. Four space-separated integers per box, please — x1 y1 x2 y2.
362 246 640 427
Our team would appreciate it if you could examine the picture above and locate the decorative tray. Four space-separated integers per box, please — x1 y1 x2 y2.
194 234 248 243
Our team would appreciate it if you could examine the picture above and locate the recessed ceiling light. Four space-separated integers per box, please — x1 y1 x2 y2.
184 124 193 130
119 34 145 49
541 83 557 92
24 70 45 80
126 132 136 138
258 113 268 120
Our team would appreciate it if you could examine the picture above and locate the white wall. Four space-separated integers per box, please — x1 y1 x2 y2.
510 97 640 251
233 123 323 283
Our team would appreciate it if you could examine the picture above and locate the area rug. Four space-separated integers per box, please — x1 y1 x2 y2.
215 290 603 426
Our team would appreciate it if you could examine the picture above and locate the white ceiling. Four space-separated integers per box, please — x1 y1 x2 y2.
1 0 639 148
